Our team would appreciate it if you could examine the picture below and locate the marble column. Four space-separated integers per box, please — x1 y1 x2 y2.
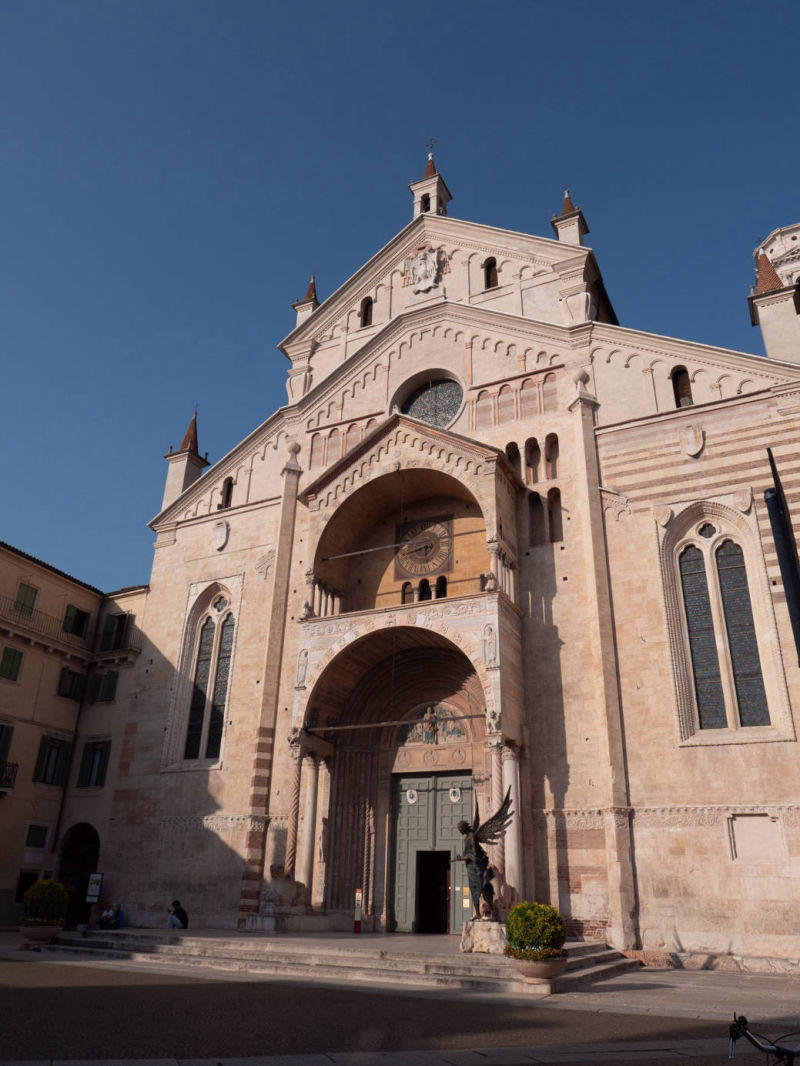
502 745 522 899
297 755 320 894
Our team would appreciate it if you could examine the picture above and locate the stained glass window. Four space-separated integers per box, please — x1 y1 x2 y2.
206 615 234 759
185 618 215 759
401 380 462 427
716 542 769 726
679 546 726 729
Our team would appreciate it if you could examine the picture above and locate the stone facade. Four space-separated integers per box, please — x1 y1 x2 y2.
8 160 800 967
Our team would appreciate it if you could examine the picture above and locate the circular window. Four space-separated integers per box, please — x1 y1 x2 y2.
401 379 463 428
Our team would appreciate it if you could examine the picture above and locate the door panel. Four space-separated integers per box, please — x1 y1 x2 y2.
392 773 472 933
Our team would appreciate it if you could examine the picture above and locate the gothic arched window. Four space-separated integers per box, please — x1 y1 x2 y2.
657 502 792 745
419 579 432 601
401 582 414 605
220 478 233 510
679 536 768 731
435 575 447 599
360 297 373 328
420 194 431 213
483 257 498 289
183 605 235 760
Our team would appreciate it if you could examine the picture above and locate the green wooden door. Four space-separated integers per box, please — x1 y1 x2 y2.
391 773 472 933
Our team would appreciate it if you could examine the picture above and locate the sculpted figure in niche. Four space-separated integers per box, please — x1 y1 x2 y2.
483 623 497 666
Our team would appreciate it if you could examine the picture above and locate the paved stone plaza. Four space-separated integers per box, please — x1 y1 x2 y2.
1 930 799 1065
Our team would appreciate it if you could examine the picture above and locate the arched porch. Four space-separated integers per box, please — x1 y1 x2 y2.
284 626 523 932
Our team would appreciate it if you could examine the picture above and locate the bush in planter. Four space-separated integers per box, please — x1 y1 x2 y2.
21 879 69 926
504 901 566 961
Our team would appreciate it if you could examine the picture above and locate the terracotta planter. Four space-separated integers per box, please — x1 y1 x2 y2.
20 923 64 944
511 956 568 980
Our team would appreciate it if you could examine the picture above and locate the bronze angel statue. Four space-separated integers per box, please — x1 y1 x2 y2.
457 787 513 920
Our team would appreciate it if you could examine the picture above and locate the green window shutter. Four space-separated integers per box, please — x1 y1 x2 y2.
0 724 12 762
54 742 72 787
77 743 93 787
57 667 72 698
33 736 49 782
1 647 23 681
100 615 117 652
15 584 37 615
102 671 118 702
97 741 110 787
74 672 86 701
63 604 77 633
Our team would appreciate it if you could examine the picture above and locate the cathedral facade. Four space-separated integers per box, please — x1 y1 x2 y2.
25 159 800 965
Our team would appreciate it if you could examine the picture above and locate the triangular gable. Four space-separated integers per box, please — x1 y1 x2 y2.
299 412 511 506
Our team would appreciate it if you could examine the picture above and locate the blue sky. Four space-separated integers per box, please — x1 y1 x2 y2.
2 0 799 590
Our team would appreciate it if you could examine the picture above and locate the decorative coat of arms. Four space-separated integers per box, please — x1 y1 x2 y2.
403 245 449 293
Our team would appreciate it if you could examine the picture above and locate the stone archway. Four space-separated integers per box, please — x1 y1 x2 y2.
58 822 100 928
289 626 504 932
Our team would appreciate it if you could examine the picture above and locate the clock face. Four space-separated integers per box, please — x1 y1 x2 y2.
395 518 452 578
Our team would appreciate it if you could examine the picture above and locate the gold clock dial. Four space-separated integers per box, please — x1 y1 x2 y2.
395 518 452 577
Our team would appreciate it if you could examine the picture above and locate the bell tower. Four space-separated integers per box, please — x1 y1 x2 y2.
409 150 452 219
161 411 209 511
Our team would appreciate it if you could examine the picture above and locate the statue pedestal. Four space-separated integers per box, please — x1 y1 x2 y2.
460 919 507 955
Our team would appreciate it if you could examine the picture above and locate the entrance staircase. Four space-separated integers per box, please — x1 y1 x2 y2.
40 930 641 996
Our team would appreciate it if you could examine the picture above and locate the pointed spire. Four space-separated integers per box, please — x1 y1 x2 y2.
304 274 318 303
550 188 589 246
756 252 784 294
560 188 577 216
178 411 199 455
423 152 437 179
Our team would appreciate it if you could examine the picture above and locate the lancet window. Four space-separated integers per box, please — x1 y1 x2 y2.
678 536 767 731
183 599 235 761
658 504 791 745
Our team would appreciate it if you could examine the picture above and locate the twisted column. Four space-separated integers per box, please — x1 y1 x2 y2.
284 744 303 878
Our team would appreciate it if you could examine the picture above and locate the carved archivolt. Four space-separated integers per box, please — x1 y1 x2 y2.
296 609 499 731
307 427 494 513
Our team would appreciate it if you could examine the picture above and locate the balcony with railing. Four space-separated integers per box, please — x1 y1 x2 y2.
0 594 90 652
0 595 142 662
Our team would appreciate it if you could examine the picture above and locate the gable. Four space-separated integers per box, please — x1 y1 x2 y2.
280 213 610 402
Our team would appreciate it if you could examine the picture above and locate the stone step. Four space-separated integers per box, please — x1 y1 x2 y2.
42 932 641 995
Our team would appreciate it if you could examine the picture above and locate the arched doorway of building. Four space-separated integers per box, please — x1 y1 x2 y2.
298 627 494 934
58 822 99 928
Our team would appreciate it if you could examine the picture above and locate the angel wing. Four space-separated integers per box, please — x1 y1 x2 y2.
476 786 513 845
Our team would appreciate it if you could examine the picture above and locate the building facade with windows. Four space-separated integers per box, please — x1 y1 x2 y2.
11 160 800 966
0 541 145 925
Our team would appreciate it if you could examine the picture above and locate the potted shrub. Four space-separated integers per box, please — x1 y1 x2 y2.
504 900 568 980
20 879 69 943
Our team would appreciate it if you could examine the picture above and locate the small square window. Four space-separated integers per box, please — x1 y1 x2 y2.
0 647 23 682
25 824 48 849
